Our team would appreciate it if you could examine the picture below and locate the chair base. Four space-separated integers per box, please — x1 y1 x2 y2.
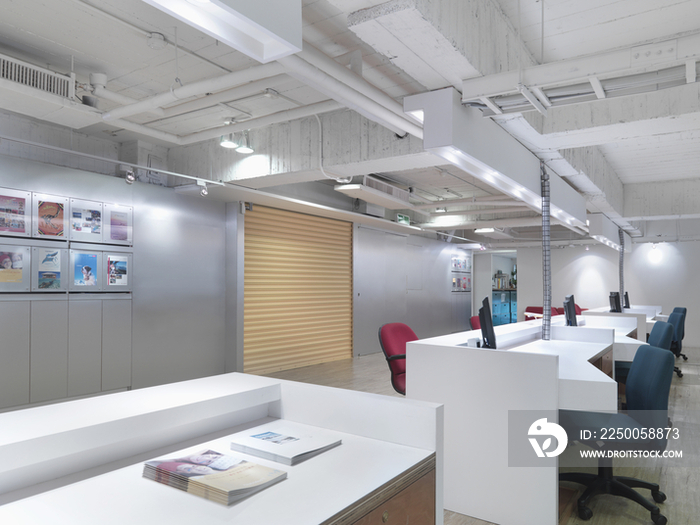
674 366 683 378
560 464 667 524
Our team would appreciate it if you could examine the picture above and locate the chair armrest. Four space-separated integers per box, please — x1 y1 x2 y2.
387 354 406 361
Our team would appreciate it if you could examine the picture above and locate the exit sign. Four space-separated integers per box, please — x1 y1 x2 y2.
396 213 410 225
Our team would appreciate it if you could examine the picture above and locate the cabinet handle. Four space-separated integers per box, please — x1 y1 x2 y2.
382 510 389 522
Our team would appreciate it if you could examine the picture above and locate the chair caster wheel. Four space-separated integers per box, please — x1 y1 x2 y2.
677 372 683 378
651 512 667 525
577 506 593 521
652 490 667 503
683 356 688 361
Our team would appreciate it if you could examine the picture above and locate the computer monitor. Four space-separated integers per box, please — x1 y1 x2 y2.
478 297 497 349
609 292 622 313
624 291 630 309
563 295 577 326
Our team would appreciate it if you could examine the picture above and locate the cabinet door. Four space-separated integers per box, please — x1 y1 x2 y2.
0 301 30 408
102 299 132 391
30 300 68 403
68 300 103 397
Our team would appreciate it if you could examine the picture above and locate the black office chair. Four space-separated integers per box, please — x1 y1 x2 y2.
671 307 687 361
615 321 673 384
560 344 674 525
667 312 684 378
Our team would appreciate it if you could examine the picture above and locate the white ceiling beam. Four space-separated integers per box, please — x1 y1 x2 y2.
479 97 503 115
686 59 697 83
461 33 700 102
517 84 547 116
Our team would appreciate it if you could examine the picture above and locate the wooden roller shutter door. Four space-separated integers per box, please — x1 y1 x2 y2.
244 206 353 374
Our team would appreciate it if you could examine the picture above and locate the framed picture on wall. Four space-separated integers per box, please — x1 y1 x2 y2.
69 250 103 291
33 193 69 240
0 188 31 238
69 199 103 243
31 246 68 291
104 252 132 291
0 244 31 292
103 203 133 245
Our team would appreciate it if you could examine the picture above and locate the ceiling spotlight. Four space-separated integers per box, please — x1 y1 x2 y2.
435 207 447 213
125 170 135 184
197 179 208 197
236 130 254 154
263 88 280 99
220 133 238 148
146 32 167 51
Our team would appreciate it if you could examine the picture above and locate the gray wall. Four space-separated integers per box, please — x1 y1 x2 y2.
0 154 227 390
353 225 471 355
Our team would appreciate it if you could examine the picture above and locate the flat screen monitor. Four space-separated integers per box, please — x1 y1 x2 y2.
624 291 630 309
478 297 497 349
609 292 622 313
564 295 577 326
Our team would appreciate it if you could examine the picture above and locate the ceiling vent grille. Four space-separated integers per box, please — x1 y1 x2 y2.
363 175 410 204
0 53 74 99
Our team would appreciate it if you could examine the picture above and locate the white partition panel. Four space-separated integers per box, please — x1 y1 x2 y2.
102 297 132 391
68 298 103 397
29 299 68 403
0 299 30 409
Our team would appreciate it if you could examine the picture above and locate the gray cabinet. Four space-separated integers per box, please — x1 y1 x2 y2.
0 301 31 409
30 299 69 403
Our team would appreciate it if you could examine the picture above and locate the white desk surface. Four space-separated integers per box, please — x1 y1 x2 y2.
0 422 432 525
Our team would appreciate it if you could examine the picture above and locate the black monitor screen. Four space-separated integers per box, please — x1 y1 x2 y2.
624 291 630 309
564 295 577 326
478 297 497 349
609 292 621 313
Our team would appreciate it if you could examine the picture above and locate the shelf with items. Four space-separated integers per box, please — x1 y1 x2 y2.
492 289 517 326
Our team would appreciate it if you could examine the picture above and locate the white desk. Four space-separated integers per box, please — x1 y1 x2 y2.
584 304 663 339
407 321 616 525
0 373 443 525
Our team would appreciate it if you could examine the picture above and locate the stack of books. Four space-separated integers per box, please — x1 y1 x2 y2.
143 449 287 505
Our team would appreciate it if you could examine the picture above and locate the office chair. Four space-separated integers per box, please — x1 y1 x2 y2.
615 321 674 384
671 307 687 361
667 312 684 378
560 344 674 525
378 323 418 395
470 316 481 330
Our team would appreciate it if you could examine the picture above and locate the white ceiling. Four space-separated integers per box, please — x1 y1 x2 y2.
1 0 699 244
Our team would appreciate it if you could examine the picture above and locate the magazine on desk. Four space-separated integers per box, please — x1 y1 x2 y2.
143 449 287 505
230 420 343 465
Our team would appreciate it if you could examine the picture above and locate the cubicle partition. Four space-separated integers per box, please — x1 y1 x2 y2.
406 320 617 525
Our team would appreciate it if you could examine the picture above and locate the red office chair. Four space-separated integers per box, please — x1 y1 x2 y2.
470 316 481 330
378 323 418 395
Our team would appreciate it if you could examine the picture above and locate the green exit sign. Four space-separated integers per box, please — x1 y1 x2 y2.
396 213 410 225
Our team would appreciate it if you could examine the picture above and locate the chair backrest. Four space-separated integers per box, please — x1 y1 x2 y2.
470 316 481 330
574 304 584 315
378 323 418 395
647 321 674 350
672 307 686 341
626 344 674 449
667 312 683 343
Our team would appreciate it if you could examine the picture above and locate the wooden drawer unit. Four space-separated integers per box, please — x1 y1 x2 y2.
324 454 436 525
590 347 614 378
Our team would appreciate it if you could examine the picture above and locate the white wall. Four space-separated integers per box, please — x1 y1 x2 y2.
517 242 698 343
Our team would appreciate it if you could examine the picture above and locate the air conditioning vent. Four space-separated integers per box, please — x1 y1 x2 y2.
0 53 74 99
363 175 410 204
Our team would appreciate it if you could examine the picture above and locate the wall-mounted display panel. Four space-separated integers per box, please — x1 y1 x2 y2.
33 193 69 240
69 250 103 291
0 188 31 238
103 203 133 245
31 246 68 292
69 199 103 243
104 252 133 291
0 244 31 292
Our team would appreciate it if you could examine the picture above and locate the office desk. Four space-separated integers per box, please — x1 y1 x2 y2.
566 314 644 369
0 373 443 525
584 304 663 339
407 322 616 525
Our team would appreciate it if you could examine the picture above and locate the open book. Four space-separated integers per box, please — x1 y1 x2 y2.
230 420 342 466
143 449 286 505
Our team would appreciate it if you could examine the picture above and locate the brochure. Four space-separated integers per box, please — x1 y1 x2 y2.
230 420 342 466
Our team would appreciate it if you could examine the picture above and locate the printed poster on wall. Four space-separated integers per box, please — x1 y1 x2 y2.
73 252 99 288
33 193 69 239
36 247 63 290
103 203 133 245
0 188 31 237
0 245 31 292
107 255 128 286
69 199 103 243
